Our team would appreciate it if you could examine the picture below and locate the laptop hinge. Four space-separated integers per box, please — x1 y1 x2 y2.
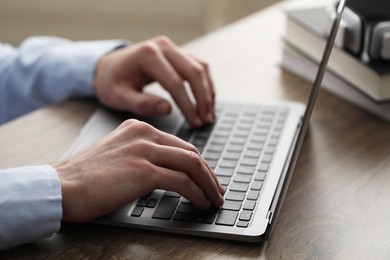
266 210 273 224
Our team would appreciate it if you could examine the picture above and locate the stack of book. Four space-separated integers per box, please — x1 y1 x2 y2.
281 4 390 121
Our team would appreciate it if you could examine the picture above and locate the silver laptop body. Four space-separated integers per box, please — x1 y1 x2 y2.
63 0 346 242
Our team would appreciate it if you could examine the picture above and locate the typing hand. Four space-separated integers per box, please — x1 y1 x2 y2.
94 36 215 128
53 119 224 222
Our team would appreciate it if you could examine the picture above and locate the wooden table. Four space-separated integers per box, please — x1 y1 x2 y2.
2 2 390 259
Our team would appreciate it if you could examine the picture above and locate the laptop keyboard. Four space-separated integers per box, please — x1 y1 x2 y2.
130 103 288 228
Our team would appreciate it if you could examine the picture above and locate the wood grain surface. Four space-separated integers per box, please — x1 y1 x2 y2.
1 2 390 259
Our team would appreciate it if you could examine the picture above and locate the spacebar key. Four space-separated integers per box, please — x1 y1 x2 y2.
152 197 180 220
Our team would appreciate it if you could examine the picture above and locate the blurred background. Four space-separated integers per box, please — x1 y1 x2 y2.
0 0 282 46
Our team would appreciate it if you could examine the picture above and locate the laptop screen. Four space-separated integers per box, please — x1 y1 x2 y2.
266 0 347 240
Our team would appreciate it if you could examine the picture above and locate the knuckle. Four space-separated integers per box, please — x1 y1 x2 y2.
186 150 203 167
188 64 204 79
134 121 154 135
154 35 173 46
132 139 152 151
139 42 160 57
120 119 139 128
121 120 154 136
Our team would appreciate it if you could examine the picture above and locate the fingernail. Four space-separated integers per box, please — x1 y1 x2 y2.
218 194 225 206
156 102 170 115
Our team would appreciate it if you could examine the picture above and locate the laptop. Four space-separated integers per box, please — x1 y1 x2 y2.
63 0 346 242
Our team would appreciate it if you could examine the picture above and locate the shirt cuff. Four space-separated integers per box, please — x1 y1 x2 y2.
0 165 62 249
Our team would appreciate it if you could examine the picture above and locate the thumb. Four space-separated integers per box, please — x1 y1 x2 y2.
123 91 172 116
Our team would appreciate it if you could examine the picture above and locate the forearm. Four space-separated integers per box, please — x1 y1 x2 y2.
0 37 126 124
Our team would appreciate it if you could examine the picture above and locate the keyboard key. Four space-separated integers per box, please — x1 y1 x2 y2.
176 126 192 141
237 124 252 131
217 176 231 186
253 129 268 136
237 166 255 175
192 136 208 147
173 212 195 222
136 196 149 207
164 191 181 198
229 182 249 192
218 124 233 131
259 116 273 123
264 147 275 154
208 144 224 152
268 138 278 146
262 154 272 162
247 144 263 151
211 137 228 145
181 197 192 204
240 158 258 166
251 136 266 143
247 190 260 201
251 181 263 191
239 210 253 221
221 118 236 124
230 137 247 145
254 172 266 181
152 197 180 220
223 152 241 160
257 122 271 129
243 150 261 158
207 159 218 169
243 200 256 211
258 163 269 172
236 221 249 228
216 210 238 226
233 174 252 183
222 201 242 211
216 167 235 177
131 206 144 217
146 198 159 208
214 130 230 138
227 145 244 152
225 191 246 201
177 203 196 214
197 208 219 224
234 130 250 137
271 131 281 138
219 160 237 168
204 152 221 161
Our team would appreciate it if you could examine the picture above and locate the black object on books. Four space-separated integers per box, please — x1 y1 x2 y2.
284 5 390 102
281 44 390 122
342 0 390 60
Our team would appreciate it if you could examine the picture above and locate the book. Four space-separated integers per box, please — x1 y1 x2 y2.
281 44 390 122
284 5 390 102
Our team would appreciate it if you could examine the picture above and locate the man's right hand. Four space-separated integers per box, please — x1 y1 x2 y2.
52 119 224 222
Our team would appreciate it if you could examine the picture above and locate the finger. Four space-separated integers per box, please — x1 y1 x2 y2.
190 54 216 105
139 46 203 128
131 125 224 195
202 156 226 195
118 89 172 116
159 41 214 124
153 165 211 209
146 144 224 207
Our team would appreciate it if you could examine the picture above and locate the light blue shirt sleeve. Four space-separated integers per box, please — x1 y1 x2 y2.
0 36 127 124
0 37 127 249
0 165 61 250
